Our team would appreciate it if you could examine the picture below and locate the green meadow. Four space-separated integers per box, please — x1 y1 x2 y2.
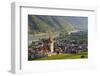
31 52 88 60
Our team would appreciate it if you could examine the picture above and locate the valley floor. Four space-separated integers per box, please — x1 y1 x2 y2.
30 52 88 60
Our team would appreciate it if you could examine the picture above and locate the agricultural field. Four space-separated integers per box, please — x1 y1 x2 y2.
31 52 88 60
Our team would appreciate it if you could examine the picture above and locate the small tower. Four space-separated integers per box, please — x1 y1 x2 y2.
48 31 54 53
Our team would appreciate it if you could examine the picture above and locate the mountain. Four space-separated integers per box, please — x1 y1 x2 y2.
62 16 88 31
28 15 88 34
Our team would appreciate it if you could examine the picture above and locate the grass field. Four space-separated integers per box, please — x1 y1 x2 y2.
31 52 88 60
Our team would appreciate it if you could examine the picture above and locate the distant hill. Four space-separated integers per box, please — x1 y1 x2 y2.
28 15 88 34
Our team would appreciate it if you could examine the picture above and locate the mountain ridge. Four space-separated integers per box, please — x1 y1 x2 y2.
28 15 88 34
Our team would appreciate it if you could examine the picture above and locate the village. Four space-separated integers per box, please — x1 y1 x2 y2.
28 30 88 60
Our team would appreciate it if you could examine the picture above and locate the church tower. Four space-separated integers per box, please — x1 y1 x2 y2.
48 31 54 53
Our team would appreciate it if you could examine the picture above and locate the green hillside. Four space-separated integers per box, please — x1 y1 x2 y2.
28 15 75 34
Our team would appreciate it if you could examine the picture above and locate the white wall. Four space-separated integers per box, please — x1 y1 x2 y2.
0 0 100 76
